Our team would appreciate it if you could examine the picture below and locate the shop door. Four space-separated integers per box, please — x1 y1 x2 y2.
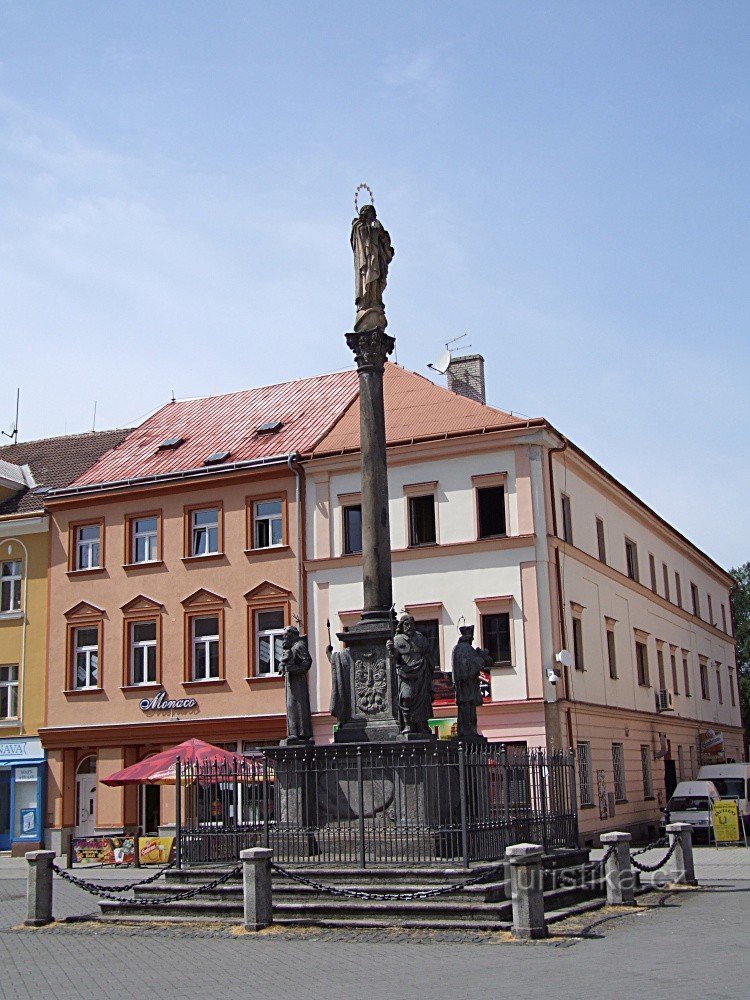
75 773 97 836
0 770 10 851
140 785 160 835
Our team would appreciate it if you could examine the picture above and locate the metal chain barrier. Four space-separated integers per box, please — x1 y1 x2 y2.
52 861 240 905
629 839 677 873
269 861 507 901
51 858 175 893
631 835 668 858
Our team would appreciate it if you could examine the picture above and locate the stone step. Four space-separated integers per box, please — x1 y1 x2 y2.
133 879 510 903
99 895 515 925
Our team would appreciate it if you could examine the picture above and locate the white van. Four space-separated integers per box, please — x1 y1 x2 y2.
697 763 750 819
664 780 720 839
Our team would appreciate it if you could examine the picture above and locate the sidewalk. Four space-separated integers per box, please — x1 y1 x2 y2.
590 844 750 883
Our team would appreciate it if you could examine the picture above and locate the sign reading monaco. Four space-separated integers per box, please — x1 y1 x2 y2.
139 691 198 713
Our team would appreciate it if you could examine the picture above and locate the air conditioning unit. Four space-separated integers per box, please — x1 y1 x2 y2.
655 689 674 713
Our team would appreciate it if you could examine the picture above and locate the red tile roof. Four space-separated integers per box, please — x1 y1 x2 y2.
71 371 361 487
311 363 525 456
0 429 132 515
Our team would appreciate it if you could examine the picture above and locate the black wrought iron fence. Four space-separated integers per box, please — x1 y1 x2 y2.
177 743 578 866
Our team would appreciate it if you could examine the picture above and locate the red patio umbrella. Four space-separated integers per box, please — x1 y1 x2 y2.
102 738 245 786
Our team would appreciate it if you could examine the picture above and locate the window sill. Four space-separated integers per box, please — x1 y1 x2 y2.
66 567 105 578
63 687 104 695
182 679 227 688
643 796 656 802
407 541 439 549
122 561 164 570
477 533 508 542
491 661 514 669
120 683 163 692
579 803 596 810
244 545 290 557
615 798 628 804
0 718 21 727
245 675 284 686
181 553 225 564
0 610 24 620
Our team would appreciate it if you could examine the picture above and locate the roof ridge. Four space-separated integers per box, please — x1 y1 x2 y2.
172 366 356 406
0 427 132 452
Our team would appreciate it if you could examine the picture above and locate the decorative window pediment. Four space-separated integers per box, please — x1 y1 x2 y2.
181 588 226 610
244 581 293 605
64 600 105 621
120 594 164 615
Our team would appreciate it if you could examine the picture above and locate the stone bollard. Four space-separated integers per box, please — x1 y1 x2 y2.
600 831 636 905
506 843 547 939
25 850 56 927
240 847 273 931
666 822 697 886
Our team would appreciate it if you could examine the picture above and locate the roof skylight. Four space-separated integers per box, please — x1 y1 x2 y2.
256 421 282 434
204 451 230 465
157 437 184 451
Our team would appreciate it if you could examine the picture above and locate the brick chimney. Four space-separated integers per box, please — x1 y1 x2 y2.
446 354 486 405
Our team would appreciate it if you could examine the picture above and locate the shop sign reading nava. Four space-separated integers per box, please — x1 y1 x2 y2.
139 691 198 713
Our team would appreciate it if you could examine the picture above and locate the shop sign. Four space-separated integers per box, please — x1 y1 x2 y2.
72 836 135 866
138 836 175 865
15 767 38 783
0 737 44 762
712 800 742 843
699 729 725 759
139 691 198 713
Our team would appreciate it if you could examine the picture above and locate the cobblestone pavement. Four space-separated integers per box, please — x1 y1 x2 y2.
0 866 747 999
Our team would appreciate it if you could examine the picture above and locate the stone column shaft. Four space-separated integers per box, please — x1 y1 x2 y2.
25 850 55 926
346 328 395 619
240 847 274 931
600 831 636 905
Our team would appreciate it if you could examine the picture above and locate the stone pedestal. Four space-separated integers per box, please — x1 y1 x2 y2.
666 822 697 885
271 747 319 857
506 843 547 939
25 850 55 926
240 847 273 931
600 831 636 905
334 616 402 743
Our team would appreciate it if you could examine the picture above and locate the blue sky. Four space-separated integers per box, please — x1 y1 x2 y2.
0 1 747 568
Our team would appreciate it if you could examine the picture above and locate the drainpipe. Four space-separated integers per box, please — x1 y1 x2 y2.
3 537 29 735
287 454 305 630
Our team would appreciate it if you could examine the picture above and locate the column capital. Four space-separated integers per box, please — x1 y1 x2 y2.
345 327 395 373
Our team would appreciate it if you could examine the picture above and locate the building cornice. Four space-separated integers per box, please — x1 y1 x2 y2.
305 533 537 573
0 514 48 537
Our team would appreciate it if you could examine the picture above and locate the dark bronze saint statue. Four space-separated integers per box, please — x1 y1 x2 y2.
350 202 395 332
387 614 434 737
280 626 313 744
326 642 352 724
451 625 492 742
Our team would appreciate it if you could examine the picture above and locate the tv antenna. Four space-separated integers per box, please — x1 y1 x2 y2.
2 388 20 446
427 334 472 375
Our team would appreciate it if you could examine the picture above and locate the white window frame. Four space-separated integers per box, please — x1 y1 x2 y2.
253 499 283 549
73 628 99 689
132 517 158 563
191 616 220 681
577 741 594 806
76 524 101 570
0 664 19 719
0 560 22 613
130 621 157 685
191 508 219 557
256 609 285 676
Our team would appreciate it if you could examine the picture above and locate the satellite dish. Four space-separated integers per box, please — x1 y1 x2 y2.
555 649 573 669
428 349 452 375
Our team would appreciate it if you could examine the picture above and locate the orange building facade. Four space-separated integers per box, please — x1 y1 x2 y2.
40 374 359 854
